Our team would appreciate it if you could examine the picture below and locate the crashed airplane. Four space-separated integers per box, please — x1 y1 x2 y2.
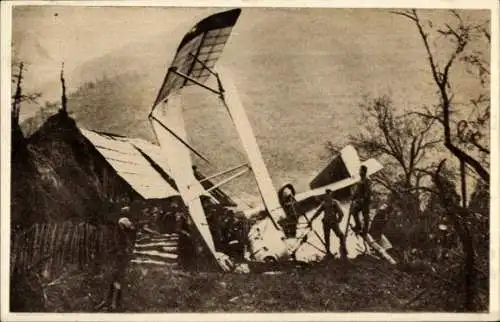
148 8 395 272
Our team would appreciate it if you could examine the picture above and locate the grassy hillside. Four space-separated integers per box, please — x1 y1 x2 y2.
15 8 489 199
20 66 352 203
15 8 434 201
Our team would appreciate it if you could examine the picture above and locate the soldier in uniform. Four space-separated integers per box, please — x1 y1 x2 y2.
314 189 348 261
350 165 372 236
278 184 300 238
95 207 138 311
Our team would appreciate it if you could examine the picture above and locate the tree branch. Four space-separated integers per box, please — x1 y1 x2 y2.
390 9 418 22
396 9 489 183
470 135 490 154
407 111 445 126
445 141 489 182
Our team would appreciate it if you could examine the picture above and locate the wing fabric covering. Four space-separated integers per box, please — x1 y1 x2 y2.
151 95 217 259
217 69 287 225
153 8 242 108
149 9 242 271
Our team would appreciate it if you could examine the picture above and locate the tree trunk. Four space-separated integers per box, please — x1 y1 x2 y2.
434 160 476 311
446 210 475 311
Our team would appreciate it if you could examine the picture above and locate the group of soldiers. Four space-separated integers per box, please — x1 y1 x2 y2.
280 165 379 261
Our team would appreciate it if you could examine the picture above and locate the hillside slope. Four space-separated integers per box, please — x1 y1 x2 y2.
16 8 429 199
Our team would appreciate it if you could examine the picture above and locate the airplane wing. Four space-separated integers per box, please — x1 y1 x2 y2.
152 8 242 110
149 9 242 271
151 94 215 244
361 158 384 176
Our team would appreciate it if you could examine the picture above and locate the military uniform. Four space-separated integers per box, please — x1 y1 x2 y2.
280 194 300 238
112 223 136 282
96 216 137 311
321 195 348 260
350 176 371 235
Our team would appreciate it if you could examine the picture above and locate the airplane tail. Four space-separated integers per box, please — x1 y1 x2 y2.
310 145 360 188
308 145 383 201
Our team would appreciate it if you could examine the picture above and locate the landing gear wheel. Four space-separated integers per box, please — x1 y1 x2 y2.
263 256 277 264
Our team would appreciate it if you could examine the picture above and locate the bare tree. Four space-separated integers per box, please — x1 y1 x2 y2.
11 62 34 154
328 95 440 194
11 62 43 149
392 10 490 310
432 159 476 311
393 9 490 183
11 62 42 120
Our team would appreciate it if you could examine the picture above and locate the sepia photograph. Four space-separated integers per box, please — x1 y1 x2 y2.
1 1 498 321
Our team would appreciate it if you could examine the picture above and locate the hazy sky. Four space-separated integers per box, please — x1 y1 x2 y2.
10 5 491 197
12 6 489 110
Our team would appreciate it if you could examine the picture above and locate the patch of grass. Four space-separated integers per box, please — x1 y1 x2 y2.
33 257 487 313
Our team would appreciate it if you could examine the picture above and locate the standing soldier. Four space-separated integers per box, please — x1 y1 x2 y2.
171 200 185 234
278 184 300 238
96 207 138 311
314 189 348 261
350 165 372 236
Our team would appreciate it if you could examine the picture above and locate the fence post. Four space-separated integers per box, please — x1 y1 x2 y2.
49 223 59 275
32 224 41 270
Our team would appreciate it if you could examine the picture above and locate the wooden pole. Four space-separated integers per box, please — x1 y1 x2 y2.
41 223 50 272
32 224 41 271
62 223 71 264
54 223 65 272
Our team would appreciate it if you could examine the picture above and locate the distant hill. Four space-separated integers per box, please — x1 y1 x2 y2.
15 7 489 200
20 59 352 201
17 8 456 200
18 8 409 199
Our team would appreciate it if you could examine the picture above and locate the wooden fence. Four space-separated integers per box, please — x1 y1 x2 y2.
10 221 179 278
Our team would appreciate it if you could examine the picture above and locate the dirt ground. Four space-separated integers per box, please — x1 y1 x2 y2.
36 256 487 313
